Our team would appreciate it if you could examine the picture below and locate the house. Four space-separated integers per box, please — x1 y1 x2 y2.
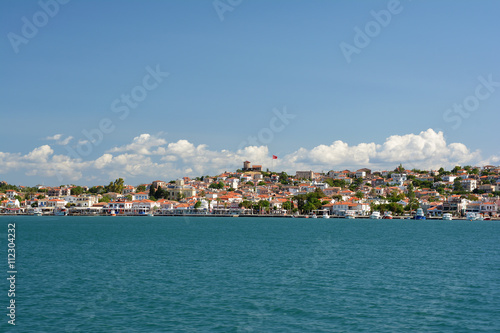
2 199 20 208
460 179 477 192
480 202 498 216
164 179 197 200
442 175 457 183
442 196 467 214
132 192 149 201
296 171 314 180
122 185 136 194
242 161 262 172
46 199 67 208
355 170 366 178
151 180 167 189
5 190 19 199
390 173 407 186
104 192 124 201
326 201 358 216
48 187 71 197
105 201 134 214
76 195 98 207
132 200 160 213
478 184 495 193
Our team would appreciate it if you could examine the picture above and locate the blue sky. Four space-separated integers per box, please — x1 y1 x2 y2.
1 0 499 186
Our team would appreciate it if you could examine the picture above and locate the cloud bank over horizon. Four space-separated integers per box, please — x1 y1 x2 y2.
0 129 498 186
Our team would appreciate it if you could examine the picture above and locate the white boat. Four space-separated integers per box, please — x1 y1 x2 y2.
414 208 426 220
322 214 330 219
382 211 393 219
311 214 318 219
442 213 453 220
370 211 381 219
466 212 483 221
345 210 355 219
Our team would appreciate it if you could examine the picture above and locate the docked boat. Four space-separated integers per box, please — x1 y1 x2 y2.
53 208 68 216
370 211 381 219
311 214 318 219
345 210 355 219
382 211 393 219
466 212 483 221
322 214 330 219
442 213 453 220
110 209 116 216
414 208 426 220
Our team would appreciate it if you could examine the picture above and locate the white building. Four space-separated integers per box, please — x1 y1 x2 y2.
460 179 477 192
390 173 407 186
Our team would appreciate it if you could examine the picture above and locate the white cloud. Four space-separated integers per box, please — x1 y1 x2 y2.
108 133 167 155
25 145 54 162
57 136 73 146
46 134 62 141
0 129 497 185
45 134 73 145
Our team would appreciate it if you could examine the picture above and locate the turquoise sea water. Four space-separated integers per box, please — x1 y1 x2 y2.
1 216 499 332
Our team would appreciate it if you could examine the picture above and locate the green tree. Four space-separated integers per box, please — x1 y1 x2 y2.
194 201 202 210
209 181 224 189
149 186 156 199
99 195 111 203
355 191 364 199
105 178 125 193
136 185 146 192
154 187 166 199
453 179 465 192
258 181 267 186
71 186 84 196
282 201 292 211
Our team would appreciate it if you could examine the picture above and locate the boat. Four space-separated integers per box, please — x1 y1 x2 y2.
414 208 426 220
442 213 453 220
382 211 393 219
322 214 330 219
53 208 68 216
370 211 381 219
148 213 154 217
466 212 482 221
311 214 318 219
345 210 355 219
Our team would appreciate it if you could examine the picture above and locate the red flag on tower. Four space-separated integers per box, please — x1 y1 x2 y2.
272 155 278 159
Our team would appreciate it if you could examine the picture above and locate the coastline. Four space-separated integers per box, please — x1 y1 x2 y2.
1 213 498 220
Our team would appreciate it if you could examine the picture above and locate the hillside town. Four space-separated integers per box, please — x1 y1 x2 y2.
1 161 500 219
